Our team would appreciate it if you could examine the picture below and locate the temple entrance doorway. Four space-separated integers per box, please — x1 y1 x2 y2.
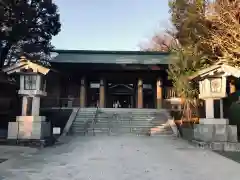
107 84 135 108
111 94 133 108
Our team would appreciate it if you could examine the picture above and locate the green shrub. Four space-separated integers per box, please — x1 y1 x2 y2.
228 102 240 138
229 102 240 126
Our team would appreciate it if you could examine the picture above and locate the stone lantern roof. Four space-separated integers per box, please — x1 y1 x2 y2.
2 56 50 75
189 63 240 80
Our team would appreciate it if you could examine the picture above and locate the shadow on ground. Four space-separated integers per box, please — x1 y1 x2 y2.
215 151 240 164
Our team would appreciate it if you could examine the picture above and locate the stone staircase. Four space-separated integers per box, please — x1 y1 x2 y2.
70 108 97 135
70 108 173 136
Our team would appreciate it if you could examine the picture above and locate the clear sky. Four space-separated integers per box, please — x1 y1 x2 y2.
51 0 170 51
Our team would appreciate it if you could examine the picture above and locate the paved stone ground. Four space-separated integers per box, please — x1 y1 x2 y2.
0 135 240 180
0 145 37 160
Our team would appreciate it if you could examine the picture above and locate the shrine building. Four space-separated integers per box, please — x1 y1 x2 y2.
41 50 180 109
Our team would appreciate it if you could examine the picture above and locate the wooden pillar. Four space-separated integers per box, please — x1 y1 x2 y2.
134 84 138 108
229 79 236 94
80 77 86 108
156 78 163 109
99 78 105 108
137 78 143 108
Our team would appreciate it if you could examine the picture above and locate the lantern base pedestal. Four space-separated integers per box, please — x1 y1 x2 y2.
193 118 238 143
199 118 229 125
7 116 51 141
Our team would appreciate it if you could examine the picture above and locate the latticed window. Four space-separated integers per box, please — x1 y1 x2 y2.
24 75 37 90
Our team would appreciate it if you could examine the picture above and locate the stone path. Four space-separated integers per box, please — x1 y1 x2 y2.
0 135 240 180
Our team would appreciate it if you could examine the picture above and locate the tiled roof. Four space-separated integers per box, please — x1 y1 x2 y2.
51 50 170 65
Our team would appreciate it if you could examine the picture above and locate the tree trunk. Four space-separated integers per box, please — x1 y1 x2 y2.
0 43 11 68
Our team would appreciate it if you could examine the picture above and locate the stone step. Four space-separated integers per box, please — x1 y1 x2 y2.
90 123 150 127
73 126 172 136
71 127 85 131
97 108 165 111
88 128 109 132
76 113 95 116
86 128 110 136
71 109 98 135
72 120 86 123
88 127 151 131
76 116 95 119
90 123 152 127
97 116 163 119
90 120 154 124
71 108 171 136
70 131 86 136
77 111 96 114
87 128 150 135
73 121 166 128
72 120 90 124
73 122 166 129
96 118 153 121
71 125 87 128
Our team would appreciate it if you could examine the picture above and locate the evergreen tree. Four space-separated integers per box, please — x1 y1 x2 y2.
0 0 61 67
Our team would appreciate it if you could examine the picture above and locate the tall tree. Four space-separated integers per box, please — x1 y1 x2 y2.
203 0 240 65
0 0 61 67
167 0 209 122
169 0 240 65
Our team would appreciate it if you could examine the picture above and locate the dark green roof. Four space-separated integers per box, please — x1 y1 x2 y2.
51 50 170 65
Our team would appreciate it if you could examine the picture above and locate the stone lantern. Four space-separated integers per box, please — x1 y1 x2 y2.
189 63 240 143
2 56 51 142
198 74 227 122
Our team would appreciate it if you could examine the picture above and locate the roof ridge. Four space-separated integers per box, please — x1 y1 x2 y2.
51 49 170 55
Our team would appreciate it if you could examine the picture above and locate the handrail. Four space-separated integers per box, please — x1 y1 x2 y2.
107 111 133 134
109 112 118 135
94 110 117 135
90 107 99 136
82 107 99 135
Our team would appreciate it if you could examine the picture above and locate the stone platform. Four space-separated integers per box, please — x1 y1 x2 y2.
193 118 238 143
194 124 238 142
192 140 240 152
